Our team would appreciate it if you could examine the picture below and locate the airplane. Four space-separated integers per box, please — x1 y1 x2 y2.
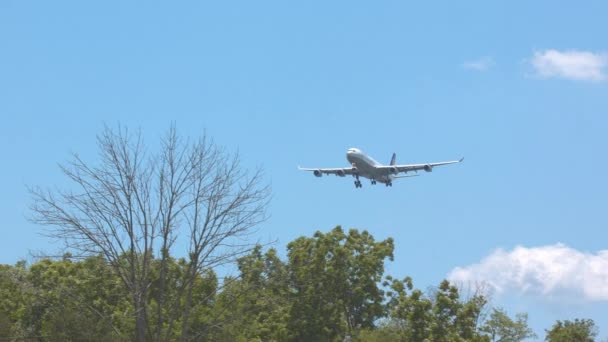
299 148 463 188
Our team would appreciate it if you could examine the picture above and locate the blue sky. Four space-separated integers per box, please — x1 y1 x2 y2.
1 1 607 339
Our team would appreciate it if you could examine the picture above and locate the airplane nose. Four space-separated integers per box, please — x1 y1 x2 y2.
346 152 354 163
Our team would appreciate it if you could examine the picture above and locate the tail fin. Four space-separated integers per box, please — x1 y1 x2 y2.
390 153 396 166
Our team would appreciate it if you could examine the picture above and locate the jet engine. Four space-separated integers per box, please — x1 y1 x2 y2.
424 164 433 172
389 166 398 175
313 170 322 177
336 169 346 177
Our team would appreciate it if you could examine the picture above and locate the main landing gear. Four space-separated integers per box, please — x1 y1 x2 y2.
354 178 391 188
354 175 362 188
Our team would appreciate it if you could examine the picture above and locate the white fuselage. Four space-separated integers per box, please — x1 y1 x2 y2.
300 147 461 188
346 148 393 184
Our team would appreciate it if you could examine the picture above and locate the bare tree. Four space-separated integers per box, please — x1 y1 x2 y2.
30 125 270 341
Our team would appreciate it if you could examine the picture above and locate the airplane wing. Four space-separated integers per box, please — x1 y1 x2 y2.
298 166 357 177
378 157 464 174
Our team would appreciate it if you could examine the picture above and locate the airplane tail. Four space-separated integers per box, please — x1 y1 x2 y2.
390 153 396 166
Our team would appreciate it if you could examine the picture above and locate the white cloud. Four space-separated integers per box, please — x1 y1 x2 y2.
530 49 607 81
448 244 608 302
463 57 494 71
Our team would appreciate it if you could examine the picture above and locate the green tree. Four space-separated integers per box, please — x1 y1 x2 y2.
211 246 290 342
286 226 394 341
357 320 402 342
145 255 218 341
481 307 536 342
386 276 433 341
0 254 224 341
27 256 128 341
0 262 30 339
0 256 129 341
386 278 489 342
545 319 598 342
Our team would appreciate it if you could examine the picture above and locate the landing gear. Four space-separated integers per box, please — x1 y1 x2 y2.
371 180 377 185
354 175 362 188
385 181 392 187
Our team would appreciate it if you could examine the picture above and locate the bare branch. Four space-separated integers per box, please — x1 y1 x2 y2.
29 124 270 342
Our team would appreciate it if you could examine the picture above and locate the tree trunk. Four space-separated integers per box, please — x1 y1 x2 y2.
135 292 148 342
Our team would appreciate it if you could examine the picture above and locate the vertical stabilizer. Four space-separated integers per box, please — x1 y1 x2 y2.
390 153 396 166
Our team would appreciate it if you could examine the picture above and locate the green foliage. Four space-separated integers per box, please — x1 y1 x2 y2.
0 255 218 341
286 226 394 341
211 246 289 342
147 256 218 340
357 320 402 342
0 262 29 339
481 307 536 342
0 256 128 341
1 227 582 341
29 255 129 341
386 277 490 342
545 319 598 342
